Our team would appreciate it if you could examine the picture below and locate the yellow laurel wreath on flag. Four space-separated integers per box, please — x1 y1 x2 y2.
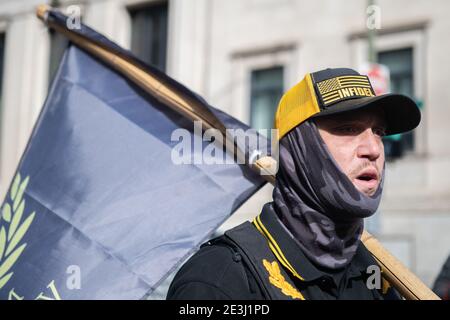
0 173 35 290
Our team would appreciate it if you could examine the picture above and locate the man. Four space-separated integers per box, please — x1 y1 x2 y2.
167 68 421 300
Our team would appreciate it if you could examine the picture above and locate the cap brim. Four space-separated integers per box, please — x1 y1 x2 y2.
311 93 421 135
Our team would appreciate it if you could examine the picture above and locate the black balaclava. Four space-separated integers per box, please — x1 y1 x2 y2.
272 119 384 270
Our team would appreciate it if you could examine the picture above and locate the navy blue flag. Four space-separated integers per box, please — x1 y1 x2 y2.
0 9 267 299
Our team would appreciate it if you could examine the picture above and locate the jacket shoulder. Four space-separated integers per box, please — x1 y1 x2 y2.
167 234 264 300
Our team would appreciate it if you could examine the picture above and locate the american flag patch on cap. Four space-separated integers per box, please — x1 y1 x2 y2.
316 75 375 106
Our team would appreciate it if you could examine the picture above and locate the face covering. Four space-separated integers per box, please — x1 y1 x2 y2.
272 119 384 269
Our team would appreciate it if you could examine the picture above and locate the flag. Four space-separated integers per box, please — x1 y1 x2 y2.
0 8 267 299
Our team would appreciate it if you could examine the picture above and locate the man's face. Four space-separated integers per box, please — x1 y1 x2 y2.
314 107 386 197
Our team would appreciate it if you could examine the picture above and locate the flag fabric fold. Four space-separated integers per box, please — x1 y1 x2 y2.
0 9 266 299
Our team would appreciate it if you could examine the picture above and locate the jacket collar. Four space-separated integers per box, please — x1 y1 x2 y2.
254 203 378 286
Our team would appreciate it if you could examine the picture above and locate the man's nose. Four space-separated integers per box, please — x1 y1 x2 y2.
356 128 382 161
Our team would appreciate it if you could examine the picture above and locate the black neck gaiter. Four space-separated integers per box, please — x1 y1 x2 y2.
272 120 384 270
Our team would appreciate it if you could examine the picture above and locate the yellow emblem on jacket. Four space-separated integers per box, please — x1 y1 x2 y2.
262 259 304 300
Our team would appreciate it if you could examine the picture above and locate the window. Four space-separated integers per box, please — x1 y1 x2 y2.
378 48 415 159
250 66 284 132
129 2 168 72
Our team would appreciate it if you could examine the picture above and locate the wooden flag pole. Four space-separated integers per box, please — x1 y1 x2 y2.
36 4 439 300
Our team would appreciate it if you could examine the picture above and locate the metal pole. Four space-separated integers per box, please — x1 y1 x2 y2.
367 0 377 63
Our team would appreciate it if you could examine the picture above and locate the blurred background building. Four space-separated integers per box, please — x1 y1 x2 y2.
0 0 449 296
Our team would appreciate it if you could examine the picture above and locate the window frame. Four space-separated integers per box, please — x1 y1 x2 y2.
230 43 299 126
249 65 284 132
127 0 169 72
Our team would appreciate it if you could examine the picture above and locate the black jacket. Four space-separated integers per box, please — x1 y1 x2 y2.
167 208 400 300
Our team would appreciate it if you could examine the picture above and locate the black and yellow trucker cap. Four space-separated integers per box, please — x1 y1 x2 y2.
274 68 421 140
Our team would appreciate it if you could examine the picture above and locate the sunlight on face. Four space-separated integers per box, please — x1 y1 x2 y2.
314 107 386 197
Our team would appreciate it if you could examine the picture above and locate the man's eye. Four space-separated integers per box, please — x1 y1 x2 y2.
374 127 386 137
336 126 358 134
